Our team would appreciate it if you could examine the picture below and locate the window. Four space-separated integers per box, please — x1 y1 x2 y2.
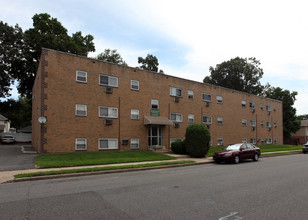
267 138 272 144
261 121 264 127
217 96 223 104
170 87 182 97
260 104 264 110
188 90 194 99
131 109 139 120
250 120 256 127
266 105 271 111
170 138 182 145
151 99 159 109
217 117 223 125
76 104 87 116
131 80 139 90
75 138 87 150
202 116 212 124
274 138 277 144
249 102 256 109
242 101 246 107
217 138 223 146
188 114 194 123
266 121 272 127
170 113 183 122
130 138 139 149
242 119 247 126
99 74 118 87
99 107 118 118
250 138 256 144
242 138 247 143
202 93 212 102
76 70 87 83
98 138 118 149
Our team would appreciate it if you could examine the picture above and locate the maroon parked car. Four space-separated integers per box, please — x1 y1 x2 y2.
213 143 261 164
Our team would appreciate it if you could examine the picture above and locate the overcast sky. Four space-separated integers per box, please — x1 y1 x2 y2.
1 0 307 115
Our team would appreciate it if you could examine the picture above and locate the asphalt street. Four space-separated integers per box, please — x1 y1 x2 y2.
0 154 308 220
0 143 36 171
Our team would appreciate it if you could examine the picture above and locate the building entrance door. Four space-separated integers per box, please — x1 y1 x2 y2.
148 125 162 147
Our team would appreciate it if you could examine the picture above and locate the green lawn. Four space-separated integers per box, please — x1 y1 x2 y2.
15 160 195 178
35 150 175 168
207 144 302 157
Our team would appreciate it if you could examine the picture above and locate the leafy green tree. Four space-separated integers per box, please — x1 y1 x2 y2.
0 97 32 129
263 84 301 139
138 54 163 73
0 21 26 98
96 49 127 66
297 114 308 120
203 57 264 95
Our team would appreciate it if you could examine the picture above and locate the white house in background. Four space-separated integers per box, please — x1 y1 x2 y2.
0 114 10 133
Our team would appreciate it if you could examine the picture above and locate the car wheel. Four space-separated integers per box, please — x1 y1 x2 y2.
253 153 259 161
234 155 240 164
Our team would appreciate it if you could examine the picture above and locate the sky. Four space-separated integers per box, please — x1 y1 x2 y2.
1 0 307 115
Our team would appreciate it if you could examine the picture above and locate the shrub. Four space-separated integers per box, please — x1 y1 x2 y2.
171 141 186 155
185 124 211 158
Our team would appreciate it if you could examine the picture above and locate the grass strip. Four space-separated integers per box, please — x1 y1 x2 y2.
35 150 175 168
15 160 195 178
262 150 302 156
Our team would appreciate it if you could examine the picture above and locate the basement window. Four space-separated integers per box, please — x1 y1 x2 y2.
75 138 87 150
99 138 118 150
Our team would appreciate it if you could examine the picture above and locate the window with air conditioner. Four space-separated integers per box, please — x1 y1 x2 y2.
76 104 87 116
99 106 118 118
188 114 194 123
170 113 182 122
76 70 87 83
99 74 118 87
131 109 139 120
266 105 271 112
170 87 182 97
250 120 256 127
249 102 256 109
202 93 212 102
75 138 87 150
98 138 118 150
151 99 159 109
217 117 223 125
217 96 223 104
242 100 246 107
242 119 247 126
131 80 139 90
266 121 272 128
250 138 256 144
202 116 212 124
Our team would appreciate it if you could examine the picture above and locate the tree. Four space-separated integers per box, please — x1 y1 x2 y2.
263 84 301 139
0 21 26 98
203 57 264 95
96 49 127 66
16 13 96 97
138 54 163 73
297 114 308 120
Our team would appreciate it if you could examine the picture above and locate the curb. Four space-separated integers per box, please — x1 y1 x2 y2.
11 160 213 183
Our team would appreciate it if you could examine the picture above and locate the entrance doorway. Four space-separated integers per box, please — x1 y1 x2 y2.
148 125 162 147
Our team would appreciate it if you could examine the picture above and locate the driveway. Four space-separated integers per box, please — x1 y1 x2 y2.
0 143 36 171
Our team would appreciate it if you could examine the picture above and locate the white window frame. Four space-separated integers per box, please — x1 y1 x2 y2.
217 117 223 125
98 138 118 150
170 87 182 97
266 105 271 111
250 138 256 144
266 121 272 128
99 74 118 87
261 121 264 127
170 113 183 122
267 138 272 144
250 120 256 127
76 70 87 83
202 116 212 124
217 138 223 146
131 109 139 120
202 93 212 102
217 96 223 104
151 99 159 109
249 102 256 109
188 90 194 99
131 80 139 90
188 114 194 123
75 138 87 150
76 104 87 116
99 106 118 118
242 119 247 126
242 100 246 107
242 138 247 143
130 138 139 149
260 104 264 110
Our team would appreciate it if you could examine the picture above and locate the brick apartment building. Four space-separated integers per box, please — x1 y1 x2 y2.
32 49 283 153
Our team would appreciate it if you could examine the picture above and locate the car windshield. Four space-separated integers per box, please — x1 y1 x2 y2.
3 135 13 138
226 144 242 150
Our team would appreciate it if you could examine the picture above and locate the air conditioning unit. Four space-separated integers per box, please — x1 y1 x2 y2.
205 102 210 107
252 108 255 113
206 124 210 129
174 97 179 103
105 87 113 94
257 138 260 142
252 127 255 131
174 123 180 128
104 119 113 125
121 139 129 145
267 111 271 115
268 127 271 131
